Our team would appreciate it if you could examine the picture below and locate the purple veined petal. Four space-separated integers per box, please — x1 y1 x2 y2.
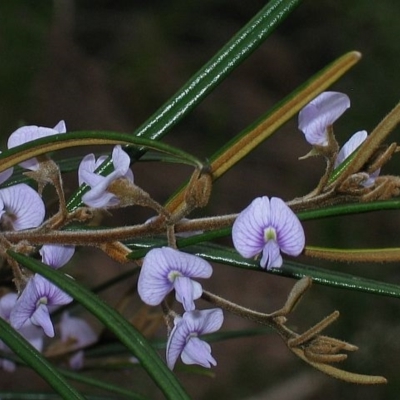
298 92 350 147
32 275 73 306
0 184 45 230
335 130 368 167
174 276 202 311
138 247 212 307
232 197 271 259
30 303 54 337
184 308 224 335
261 240 282 269
10 274 72 337
181 337 216 368
40 245 75 269
269 197 305 258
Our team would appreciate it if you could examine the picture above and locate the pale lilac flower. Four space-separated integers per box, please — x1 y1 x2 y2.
10 274 73 337
334 130 379 187
232 196 305 269
0 293 43 372
298 92 350 146
59 312 98 369
8 121 66 170
40 244 75 269
166 308 223 370
138 247 212 311
79 145 134 208
0 184 45 230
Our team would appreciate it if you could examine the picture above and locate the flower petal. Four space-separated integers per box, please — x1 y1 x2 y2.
31 304 54 337
270 197 305 257
298 92 350 146
0 184 45 230
8 122 67 170
232 197 270 259
138 247 212 307
40 245 75 269
181 337 216 367
335 130 368 167
174 277 202 311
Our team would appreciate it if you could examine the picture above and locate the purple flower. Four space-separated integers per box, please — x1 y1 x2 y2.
0 184 45 230
59 312 98 369
166 308 223 370
0 293 44 372
40 244 75 269
232 196 305 269
10 274 73 337
138 247 213 311
78 145 134 208
335 130 379 187
298 92 350 146
8 121 66 170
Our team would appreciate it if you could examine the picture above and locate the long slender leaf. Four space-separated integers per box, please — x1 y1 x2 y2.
0 131 204 173
8 251 190 400
180 243 400 299
0 318 85 400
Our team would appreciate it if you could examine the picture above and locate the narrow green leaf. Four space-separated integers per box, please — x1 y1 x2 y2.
0 318 85 400
297 199 400 220
181 243 400 299
0 131 204 173
132 0 303 144
8 251 190 400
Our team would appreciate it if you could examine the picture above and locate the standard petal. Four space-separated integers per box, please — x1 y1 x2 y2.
298 92 350 146
232 197 269 259
33 275 73 306
270 197 305 257
40 245 75 269
8 124 66 170
0 184 45 230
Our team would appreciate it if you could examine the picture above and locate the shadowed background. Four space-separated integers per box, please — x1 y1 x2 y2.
1 1 400 399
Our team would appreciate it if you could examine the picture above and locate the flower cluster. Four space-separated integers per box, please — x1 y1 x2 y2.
0 122 107 371
1 112 311 375
138 247 224 370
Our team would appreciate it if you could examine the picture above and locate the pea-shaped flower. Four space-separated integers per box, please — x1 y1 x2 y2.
138 247 213 311
166 308 223 370
232 196 305 269
298 91 350 147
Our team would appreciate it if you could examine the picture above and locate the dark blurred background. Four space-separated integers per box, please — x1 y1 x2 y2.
2 1 400 399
